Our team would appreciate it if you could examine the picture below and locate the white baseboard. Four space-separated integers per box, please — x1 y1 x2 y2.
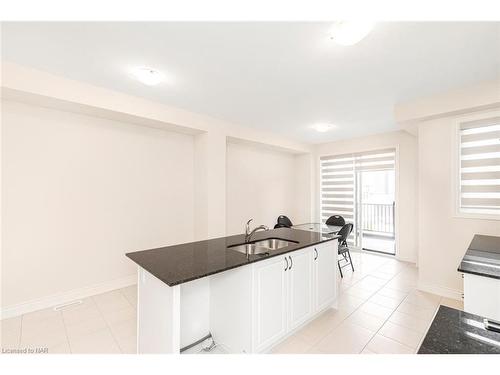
395 255 417 264
417 281 463 301
1 274 137 320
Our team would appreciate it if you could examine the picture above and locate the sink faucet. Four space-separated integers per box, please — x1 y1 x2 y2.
245 219 269 243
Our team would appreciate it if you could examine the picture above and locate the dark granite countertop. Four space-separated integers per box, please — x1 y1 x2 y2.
458 235 500 280
126 228 339 286
418 305 500 354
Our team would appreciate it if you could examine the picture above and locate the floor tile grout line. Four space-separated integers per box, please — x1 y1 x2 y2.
60 298 101 354
305 272 386 351
414 296 443 351
59 309 73 354
18 315 23 350
376 307 436 353
353 268 416 353
327 265 401 353
280 267 444 354
116 287 138 353
118 287 136 310
271 256 431 354
90 294 124 354
269 257 407 353
361 289 442 353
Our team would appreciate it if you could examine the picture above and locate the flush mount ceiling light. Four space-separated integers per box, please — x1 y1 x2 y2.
131 67 165 86
329 21 375 46
311 123 336 133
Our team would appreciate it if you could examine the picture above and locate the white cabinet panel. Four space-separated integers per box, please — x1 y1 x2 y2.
314 241 337 312
288 249 314 330
464 273 500 321
253 255 288 351
137 267 180 354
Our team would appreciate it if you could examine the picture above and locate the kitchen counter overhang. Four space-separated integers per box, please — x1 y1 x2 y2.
126 227 340 286
458 234 500 280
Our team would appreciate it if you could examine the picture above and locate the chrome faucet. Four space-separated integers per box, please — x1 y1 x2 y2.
245 219 269 243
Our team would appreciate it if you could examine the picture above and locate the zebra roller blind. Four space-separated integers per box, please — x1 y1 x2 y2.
459 117 500 215
320 148 396 245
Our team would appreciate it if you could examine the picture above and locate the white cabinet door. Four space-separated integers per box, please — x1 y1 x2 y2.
314 241 337 312
252 255 288 352
287 248 314 330
464 273 500 321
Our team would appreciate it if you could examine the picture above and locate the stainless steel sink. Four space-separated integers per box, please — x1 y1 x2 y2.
253 239 293 250
228 238 298 256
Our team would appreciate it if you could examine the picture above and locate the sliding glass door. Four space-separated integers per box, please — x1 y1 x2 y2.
320 148 396 255
357 169 395 254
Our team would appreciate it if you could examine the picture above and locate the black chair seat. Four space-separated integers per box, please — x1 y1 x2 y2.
275 215 293 228
326 215 345 227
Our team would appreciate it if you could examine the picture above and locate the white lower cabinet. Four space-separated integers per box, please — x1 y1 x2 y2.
314 243 337 312
252 254 288 351
287 249 314 331
210 240 338 353
464 273 500 321
252 241 337 352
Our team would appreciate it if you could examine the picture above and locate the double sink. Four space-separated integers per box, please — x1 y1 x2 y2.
228 238 298 256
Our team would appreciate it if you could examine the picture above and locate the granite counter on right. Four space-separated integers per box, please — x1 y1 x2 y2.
418 305 500 354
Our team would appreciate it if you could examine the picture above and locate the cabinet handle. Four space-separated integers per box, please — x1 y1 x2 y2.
484 318 500 333
284 257 289 271
289 256 293 270
314 248 318 260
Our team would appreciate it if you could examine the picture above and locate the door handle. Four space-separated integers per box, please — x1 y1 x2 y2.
314 248 318 260
288 256 293 270
284 256 289 271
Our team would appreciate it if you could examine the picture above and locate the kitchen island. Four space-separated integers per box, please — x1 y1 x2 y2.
126 228 340 354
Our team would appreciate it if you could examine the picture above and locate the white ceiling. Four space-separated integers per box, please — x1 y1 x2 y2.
2 22 499 143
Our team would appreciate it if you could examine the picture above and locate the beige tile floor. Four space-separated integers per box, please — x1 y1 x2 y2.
1 251 463 354
272 251 464 354
1 285 137 354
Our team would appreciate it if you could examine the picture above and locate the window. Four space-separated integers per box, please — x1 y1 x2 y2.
320 148 396 251
458 116 500 217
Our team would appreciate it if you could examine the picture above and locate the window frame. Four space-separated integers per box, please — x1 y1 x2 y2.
453 110 500 221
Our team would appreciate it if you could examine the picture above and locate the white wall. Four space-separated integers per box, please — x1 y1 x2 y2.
0 64 313 322
225 141 301 235
294 153 315 225
1 99 195 309
315 131 419 263
417 110 500 297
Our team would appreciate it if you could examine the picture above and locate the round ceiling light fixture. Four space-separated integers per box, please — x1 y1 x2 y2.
329 21 375 46
131 67 165 86
311 123 336 133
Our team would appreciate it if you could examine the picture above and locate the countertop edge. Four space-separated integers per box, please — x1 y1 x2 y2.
457 265 500 280
457 234 500 280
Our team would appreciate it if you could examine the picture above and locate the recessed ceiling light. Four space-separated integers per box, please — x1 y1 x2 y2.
311 123 336 132
131 67 165 86
329 21 375 46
